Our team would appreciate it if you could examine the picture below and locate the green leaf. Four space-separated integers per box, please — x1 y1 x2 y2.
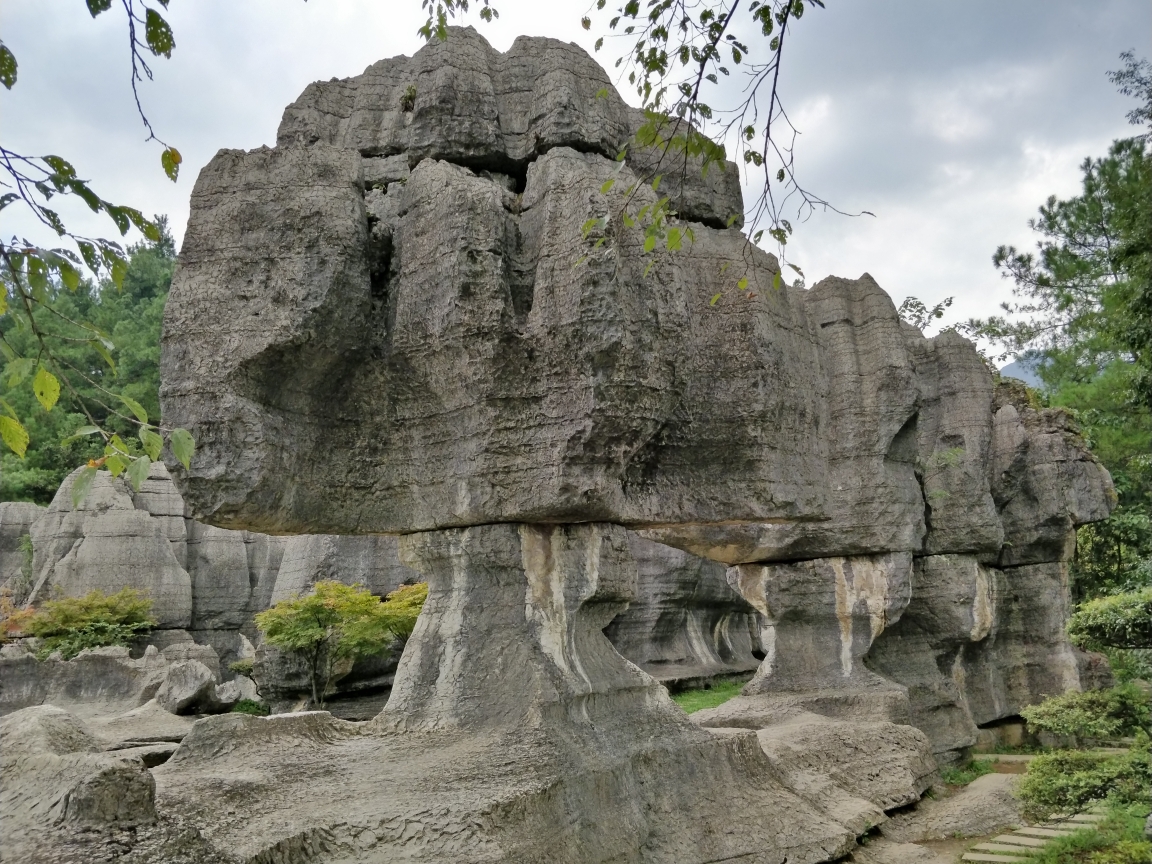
33 367 61 412
4 358 35 389
161 147 181 183
600 178 616 194
85 0 113 16
119 394 148 423
63 425 103 446
0 41 17 90
111 256 128 288
144 9 175 58
666 227 682 251
581 218 600 238
139 427 163 460
89 339 117 374
106 452 127 478
170 428 195 470
737 276 749 291
709 293 722 306
651 174 662 192
643 234 657 254
127 455 151 491
71 465 98 507
0 415 29 458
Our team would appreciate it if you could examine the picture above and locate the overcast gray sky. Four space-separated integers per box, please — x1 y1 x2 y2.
3 0 1148 344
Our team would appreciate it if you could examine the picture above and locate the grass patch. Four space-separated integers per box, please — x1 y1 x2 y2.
672 679 744 714
232 699 270 716
1028 804 1150 864
941 758 995 786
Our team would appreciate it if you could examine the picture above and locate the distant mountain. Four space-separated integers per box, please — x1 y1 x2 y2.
1000 359 1043 388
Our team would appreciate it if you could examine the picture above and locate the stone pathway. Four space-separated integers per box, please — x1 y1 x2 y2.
960 812 1106 861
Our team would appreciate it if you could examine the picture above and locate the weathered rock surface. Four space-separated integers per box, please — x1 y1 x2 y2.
727 553 913 705
140 524 876 864
602 533 763 685
271 533 418 604
850 839 951 864
0 500 42 599
155 659 220 715
1 706 156 861
881 773 1022 842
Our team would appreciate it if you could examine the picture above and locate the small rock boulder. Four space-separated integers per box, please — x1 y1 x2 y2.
155 659 218 715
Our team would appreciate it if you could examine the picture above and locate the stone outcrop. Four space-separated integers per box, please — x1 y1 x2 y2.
602 534 763 685
7 27 1119 864
1 706 157 861
0 500 42 600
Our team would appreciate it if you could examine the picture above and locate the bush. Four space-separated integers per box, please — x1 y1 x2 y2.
1069 588 1152 651
1029 804 1151 864
1021 684 1151 740
23 588 156 660
941 759 994 786
0 589 34 641
255 580 427 708
1016 733 1151 820
228 659 255 677
232 699 270 716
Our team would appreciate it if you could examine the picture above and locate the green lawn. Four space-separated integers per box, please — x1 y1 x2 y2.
671 679 745 714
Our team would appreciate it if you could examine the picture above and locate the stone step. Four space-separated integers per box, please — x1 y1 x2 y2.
963 855 1034 863
1014 827 1074 838
970 843 1036 856
992 835 1047 848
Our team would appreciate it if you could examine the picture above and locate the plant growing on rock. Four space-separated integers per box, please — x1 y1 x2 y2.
23 587 155 660
254 581 427 709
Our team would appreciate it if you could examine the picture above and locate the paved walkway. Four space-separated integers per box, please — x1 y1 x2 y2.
960 812 1105 861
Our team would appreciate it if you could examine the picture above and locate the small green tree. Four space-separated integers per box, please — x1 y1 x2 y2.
254 580 426 709
23 587 155 660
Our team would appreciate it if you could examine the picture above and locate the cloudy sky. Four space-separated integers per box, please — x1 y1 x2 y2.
3 0 1148 344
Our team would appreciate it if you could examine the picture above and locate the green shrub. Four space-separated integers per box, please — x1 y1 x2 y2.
25 588 155 660
1029 804 1151 864
228 659 255 677
1017 733 1151 820
1020 684 1150 739
232 699 270 716
1104 648 1152 684
941 759 994 786
255 580 427 708
671 679 745 714
1069 588 1152 651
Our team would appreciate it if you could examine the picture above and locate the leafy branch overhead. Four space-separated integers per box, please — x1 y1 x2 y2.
1 0 192 493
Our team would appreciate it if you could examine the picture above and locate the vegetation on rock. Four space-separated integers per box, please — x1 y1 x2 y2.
231 699 270 717
254 581 427 708
19 587 155 660
939 758 994 787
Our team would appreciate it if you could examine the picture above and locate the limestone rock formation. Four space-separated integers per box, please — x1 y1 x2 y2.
0 500 42 600
10 27 1118 864
600 533 763 685
1 705 157 861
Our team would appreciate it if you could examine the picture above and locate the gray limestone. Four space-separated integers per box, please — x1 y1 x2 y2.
0 500 42 600
881 772 1022 842
602 533 763 685
728 553 913 701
